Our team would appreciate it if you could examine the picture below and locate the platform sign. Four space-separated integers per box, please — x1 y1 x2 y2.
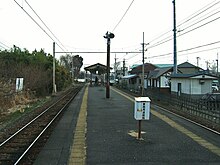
134 97 151 120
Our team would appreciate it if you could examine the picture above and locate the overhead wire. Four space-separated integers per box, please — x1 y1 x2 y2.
0 41 10 50
148 12 220 51
148 40 220 59
178 46 220 57
146 0 216 48
177 0 220 28
24 0 68 52
13 0 67 52
121 0 220 65
179 15 220 37
112 0 135 32
116 1 220 65
0 45 6 50
147 0 220 51
179 4 220 30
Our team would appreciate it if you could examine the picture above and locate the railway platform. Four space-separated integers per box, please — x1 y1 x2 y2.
34 85 220 165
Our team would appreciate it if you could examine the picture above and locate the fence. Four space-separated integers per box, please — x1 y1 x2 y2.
145 88 220 128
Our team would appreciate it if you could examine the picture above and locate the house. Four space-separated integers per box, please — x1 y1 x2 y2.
129 63 157 90
170 73 218 97
119 61 216 96
121 74 138 91
178 61 203 74
147 67 173 92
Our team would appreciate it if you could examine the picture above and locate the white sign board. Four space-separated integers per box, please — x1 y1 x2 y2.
134 97 151 120
16 78 24 92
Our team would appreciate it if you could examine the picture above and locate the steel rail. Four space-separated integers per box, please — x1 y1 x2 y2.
112 87 220 135
14 87 81 164
0 90 70 147
0 86 82 164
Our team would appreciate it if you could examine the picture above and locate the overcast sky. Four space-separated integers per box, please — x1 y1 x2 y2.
1 0 220 70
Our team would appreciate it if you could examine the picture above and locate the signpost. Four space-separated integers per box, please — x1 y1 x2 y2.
134 97 151 139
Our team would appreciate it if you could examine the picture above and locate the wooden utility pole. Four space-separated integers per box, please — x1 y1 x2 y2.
53 42 57 94
123 59 126 76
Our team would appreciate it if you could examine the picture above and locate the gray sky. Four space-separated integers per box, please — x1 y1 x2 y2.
1 0 220 69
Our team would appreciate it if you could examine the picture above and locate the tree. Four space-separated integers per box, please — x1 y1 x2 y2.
209 60 217 74
60 54 83 79
0 46 72 96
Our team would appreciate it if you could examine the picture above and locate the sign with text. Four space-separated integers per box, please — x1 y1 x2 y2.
134 97 151 120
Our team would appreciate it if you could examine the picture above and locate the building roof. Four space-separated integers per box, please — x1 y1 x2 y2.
130 63 157 74
171 73 218 79
84 63 112 74
148 67 173 79
178 61 198 68
122 74 138 79
154 64 173 68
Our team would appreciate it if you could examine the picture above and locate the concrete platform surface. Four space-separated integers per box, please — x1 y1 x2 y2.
34 85 220 165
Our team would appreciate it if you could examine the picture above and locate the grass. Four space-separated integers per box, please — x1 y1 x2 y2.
0 97 51 131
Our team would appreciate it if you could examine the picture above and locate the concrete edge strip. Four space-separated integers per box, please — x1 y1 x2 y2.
111 87 220 157
68 86 88 164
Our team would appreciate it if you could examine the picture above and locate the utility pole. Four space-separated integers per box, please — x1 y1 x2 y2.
142 32 145 96
196 57 200 67
123 59 125 76
53 42 57 94
114 54 118 80
114 54 117 73
173 0 177 74
72 55 74 83
104 31 115 98
206 61 210 71
217 53 219 75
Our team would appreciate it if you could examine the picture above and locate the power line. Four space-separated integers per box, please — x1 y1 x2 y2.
0 41 10 50
24 0 68 52
148 40 220 59
0 45 6 50
147 12 220 51
179 15 220 37
112 0 135 32
179 4 220 30
180 10 220 32
147 0 220 50
13 0 66 52
177 0 220 28
179 40 220 53
178 46 220 57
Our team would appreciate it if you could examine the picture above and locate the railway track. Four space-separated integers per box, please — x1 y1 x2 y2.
0 85 83 165
113 87 220 135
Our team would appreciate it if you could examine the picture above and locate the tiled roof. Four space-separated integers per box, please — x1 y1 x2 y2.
154 64 173 68
171 73 218 79
178 61 197 68
148 67 173 79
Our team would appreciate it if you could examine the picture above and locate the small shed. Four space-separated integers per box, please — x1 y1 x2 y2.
84 63 109 75
84 63 112 85
170 73 218 96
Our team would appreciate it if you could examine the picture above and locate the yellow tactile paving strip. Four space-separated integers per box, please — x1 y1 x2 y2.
112 87 220 157
68 86 88 165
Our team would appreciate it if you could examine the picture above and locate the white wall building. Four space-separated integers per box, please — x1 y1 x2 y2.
171 73 217 96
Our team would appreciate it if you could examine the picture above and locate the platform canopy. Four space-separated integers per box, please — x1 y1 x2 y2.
84 63 112 75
